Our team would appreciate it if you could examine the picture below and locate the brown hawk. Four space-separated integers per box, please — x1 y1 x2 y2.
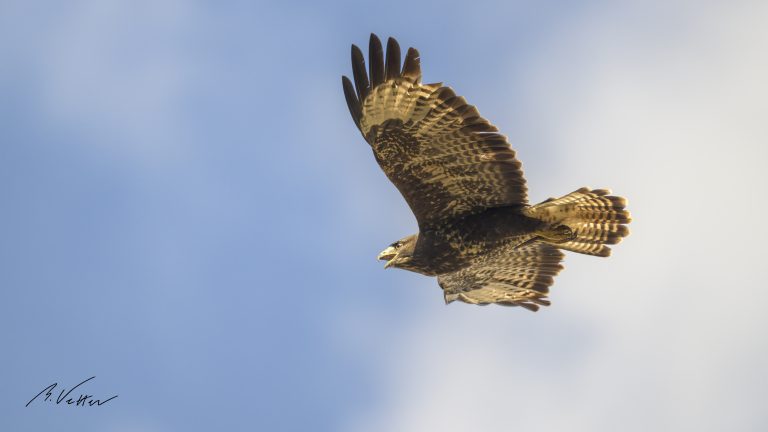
342 34 631 311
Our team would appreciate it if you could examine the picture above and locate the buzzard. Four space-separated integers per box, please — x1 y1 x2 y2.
342 34 631 311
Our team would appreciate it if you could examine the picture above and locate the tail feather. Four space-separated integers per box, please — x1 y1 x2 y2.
525 187 631 257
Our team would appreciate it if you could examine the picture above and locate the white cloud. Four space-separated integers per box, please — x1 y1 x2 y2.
345 2 768 431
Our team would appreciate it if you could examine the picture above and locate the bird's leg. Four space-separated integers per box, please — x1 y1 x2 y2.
538 225 576 243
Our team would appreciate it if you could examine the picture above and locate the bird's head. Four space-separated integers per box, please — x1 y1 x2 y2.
377 234 418 270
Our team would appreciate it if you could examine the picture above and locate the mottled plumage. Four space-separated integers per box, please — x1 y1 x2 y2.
343 34 631 311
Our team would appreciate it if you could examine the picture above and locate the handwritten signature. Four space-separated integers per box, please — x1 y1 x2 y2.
26 376 118 407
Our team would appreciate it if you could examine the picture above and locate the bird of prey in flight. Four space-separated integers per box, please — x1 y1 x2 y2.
342 34 631 311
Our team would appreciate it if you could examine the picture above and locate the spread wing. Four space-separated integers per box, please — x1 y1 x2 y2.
437 242 565 311
342 34 527 229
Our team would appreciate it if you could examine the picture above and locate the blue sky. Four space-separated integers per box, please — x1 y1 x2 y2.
2 1 768 431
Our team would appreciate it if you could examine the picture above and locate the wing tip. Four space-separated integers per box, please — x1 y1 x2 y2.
385 36 402 81
402 47 422 82
368 33 384 87
350 43 369 101
341 75 361 126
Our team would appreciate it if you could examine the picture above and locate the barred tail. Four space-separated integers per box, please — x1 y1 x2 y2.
525 187 631 257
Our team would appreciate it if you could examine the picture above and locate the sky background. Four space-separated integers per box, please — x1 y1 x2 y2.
2 0 767 431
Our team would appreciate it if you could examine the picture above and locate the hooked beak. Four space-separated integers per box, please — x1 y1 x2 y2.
377 246 397 268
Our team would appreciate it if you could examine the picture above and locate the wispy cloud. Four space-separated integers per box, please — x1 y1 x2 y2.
3 0 202 165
